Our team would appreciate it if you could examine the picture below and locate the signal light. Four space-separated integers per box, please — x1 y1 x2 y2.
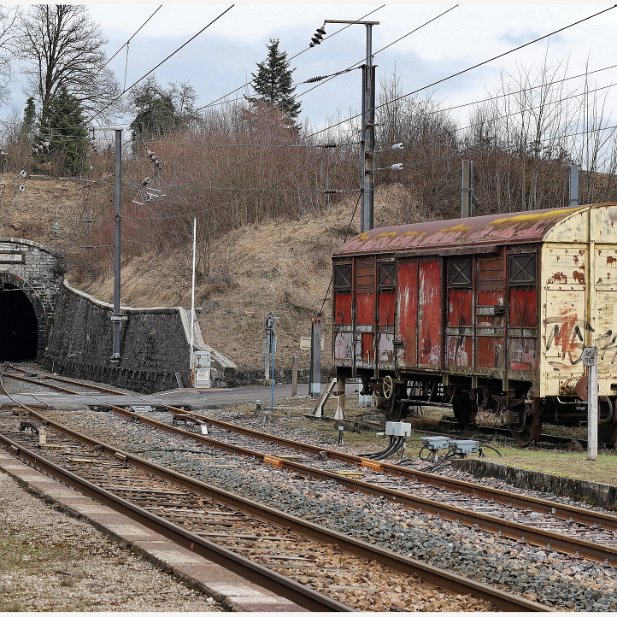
310 26 326 47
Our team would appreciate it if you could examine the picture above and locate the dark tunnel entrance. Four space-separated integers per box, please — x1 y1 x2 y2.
0 283 39 361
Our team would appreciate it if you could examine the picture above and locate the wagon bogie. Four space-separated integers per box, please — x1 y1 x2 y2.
333 202 617 447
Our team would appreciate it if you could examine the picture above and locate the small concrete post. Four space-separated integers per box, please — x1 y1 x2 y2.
291 355 298 397
569 163 580 207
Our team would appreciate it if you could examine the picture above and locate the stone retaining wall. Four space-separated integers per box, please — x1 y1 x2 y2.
44 282 236 393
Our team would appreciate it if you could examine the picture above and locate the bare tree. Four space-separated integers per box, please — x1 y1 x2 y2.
0 5 19 102
16 4 120 120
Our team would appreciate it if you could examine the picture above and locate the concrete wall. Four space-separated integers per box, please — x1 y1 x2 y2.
44 282 236 393
0 237 64 357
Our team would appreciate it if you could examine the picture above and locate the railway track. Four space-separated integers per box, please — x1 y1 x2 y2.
0 367 546 612
4 365 616 568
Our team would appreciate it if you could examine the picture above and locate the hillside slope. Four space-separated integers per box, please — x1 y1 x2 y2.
0 172 418 375
74 184 417 374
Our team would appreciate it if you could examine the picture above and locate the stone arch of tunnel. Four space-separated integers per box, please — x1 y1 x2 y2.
0 273 47 361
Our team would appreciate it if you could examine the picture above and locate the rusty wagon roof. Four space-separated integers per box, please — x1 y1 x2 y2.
333 203 614 257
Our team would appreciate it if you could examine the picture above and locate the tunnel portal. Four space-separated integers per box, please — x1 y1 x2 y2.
0 283 39 361
0 284 38 362
0 238 65 361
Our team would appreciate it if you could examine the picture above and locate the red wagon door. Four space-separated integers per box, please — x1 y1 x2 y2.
417 258 443 369
395 259 418 368
446 257 473 372
395 257 443 370
354 256 376 370
474 254 506 376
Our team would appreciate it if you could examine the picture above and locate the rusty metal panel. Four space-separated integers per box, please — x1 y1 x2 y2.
377 289 396 367
541 244 587 396
335 205 592 257
334 332 353 364
334 292 352 326
593 243 617 395
508 287 538 373
354 257 375 325
475 256 506 374
395 260 418 368
446 258 473 371
418 259 443 369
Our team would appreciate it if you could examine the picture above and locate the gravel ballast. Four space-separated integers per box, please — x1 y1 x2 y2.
35 406 617 612
0 469 221 612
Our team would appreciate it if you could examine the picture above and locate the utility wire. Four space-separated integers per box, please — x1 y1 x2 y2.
102 5 163 71
318 192 361 315
297 4 458 99
435 61 617 118
304 3 617 141
195 4 386 112
87 4 235 124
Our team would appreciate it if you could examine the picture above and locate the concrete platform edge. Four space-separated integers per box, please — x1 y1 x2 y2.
0 450 304 612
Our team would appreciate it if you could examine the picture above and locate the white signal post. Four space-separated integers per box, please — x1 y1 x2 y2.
190 217 197 386
583 347 599 461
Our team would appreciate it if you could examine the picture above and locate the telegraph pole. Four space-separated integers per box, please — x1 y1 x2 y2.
461 160 473 217
111 129 122 361
311 19 378 232
359 24 376 232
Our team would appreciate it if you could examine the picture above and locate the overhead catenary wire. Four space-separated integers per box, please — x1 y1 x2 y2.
194 4 386 112
317 192 361 316
297 4 459 99
230 4 617 175
100 4 163 72
87 4 235 124
304 3 617 142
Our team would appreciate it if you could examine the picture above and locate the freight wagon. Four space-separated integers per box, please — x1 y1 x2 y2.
332 202 617 446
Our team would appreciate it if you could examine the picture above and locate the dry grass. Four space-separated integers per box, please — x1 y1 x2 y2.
0 173 82 246
71 183 420 372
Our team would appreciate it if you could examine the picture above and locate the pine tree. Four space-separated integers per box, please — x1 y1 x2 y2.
22 97 36 134
38 86 89 174
248 38 301 122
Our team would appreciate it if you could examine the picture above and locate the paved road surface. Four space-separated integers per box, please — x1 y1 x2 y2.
0 383 311 410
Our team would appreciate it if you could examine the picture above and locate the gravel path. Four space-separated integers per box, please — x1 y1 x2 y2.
0 470 221 612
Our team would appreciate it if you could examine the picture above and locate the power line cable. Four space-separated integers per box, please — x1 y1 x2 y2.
226 3 617 182
304 3 617 142
317 192 361 315
297 4 459 99
87 4 235 124
195 4 386 112
102 5 163 71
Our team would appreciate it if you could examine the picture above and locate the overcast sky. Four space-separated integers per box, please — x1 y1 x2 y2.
4 2 617 137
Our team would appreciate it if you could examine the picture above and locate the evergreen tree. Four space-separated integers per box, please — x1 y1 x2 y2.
38 86 89 174
248 38 301 122
23 96 36 133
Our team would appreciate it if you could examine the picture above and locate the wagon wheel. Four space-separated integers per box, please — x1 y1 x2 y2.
452 394 477 429
511 399 542 447
382 375 394 400
598 398 617 448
